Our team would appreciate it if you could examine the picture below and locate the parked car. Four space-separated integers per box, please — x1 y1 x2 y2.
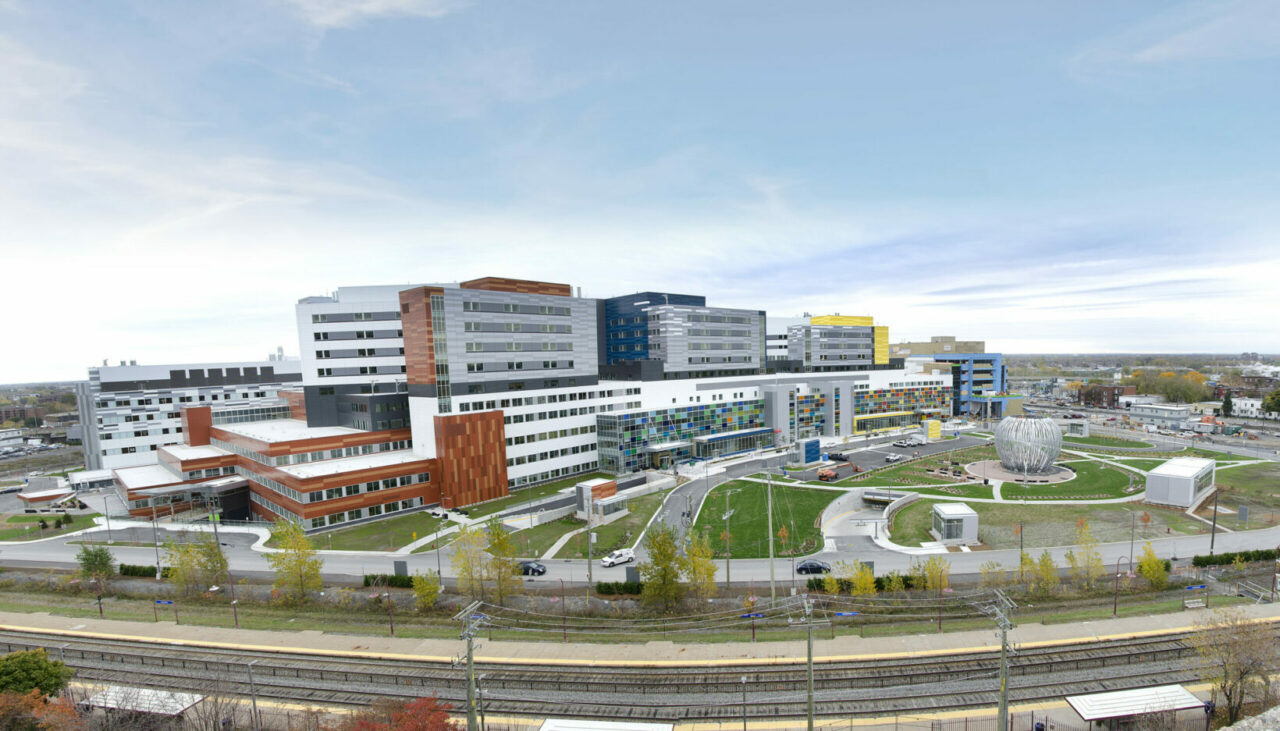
519 560 547 576
601 549 635 567
796 560 832 575
455 508 470 516
828 452 848 462
885 453 905 463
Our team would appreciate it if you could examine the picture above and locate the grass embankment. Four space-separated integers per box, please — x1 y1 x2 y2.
837 445 999 487
279 512 444 552
0 585 1244 644
1207 462 1280 529
890 501 1203 550
1062 435 1152 449
1112 458 1170 471
557 490 669 559
692 480 838 558
467 472 613 518
0 513 99 542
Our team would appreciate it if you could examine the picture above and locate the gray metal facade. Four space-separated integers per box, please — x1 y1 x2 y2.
787 324 874 368
438 288 600 394
646 304 765 376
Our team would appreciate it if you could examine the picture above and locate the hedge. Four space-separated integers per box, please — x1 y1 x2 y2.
807 575 920 593
118 564 171 578
595 581 643 596
363 574 414 588
1192 548 1279 568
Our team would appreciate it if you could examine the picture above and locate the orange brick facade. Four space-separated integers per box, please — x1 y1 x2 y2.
181 406 212 446
400 286 443 387
433 411 509 509
459 276 572 297
282 389 307 420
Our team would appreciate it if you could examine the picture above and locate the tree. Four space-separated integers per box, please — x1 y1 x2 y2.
0 650 72 696
265 520 323 604
411 571 440 612
911 555 950 591
682 530 717 604
450 525 489 601
1032 551 1059 596
1263 389 1280 415
979 560 1007 590
164 533 227 596
1221 392 1234 418
1072 519 1104 590
0 689 84 731
1136 542 1167 590
75 545 113 589
1190 607 1280 725
331 696 458 731
847 560 876 597
639 523 684 612
1018 550 1035 585
484 519 521 606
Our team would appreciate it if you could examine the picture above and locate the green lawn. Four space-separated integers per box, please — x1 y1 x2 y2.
1113 458 1170 471
1002 461 1140 500
302 512 444 552
514 516 586 559
1211 462 1280 528
839 444 999 487
905 484 995 500
691 480 839 558
1062 435 1152 448
0 513 98 541
556 490 669 559
466 472 612 518
890 500 1204 550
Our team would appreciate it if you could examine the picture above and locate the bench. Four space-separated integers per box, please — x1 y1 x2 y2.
1184 597 1206 610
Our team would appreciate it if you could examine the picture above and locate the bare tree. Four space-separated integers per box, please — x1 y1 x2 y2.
1190 606 1280 725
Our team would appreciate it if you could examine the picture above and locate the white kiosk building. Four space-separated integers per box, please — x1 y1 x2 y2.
931 502 978 546
1144 457 1214 509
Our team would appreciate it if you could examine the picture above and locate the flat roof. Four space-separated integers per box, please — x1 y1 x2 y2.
1067 684 1203 721
67 468 114 484
17 487 75 501
114 464 185 490
1150 457 1215 479
215 418 363 443
578 478 614 487
276 449 424 479
932 502 978 517
693 426 773 443
81 686 204 716
1133 404 1190 412
160 444 230 461
644 440 692 452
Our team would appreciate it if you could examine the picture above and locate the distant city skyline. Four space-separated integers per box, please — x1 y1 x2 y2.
4 0 1280 383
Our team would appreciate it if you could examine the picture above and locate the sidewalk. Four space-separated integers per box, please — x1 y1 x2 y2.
3 599 1273 667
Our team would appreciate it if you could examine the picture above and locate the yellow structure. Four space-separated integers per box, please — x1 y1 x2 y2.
873 326 889 364
925 419 942 440
810 315 874 327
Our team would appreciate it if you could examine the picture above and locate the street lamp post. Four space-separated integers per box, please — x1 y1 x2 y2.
740 676 748 731
231 599 240 629
382 592 395 636
1113 556 1125 618
246 660 261 731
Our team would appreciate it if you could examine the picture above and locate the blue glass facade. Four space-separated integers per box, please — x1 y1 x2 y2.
602 292 704 365
933 353 1010 416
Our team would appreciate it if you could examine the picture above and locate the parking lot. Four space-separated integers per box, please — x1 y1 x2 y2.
792 433 988 482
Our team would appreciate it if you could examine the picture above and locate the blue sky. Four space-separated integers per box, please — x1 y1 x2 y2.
3 0 1279 383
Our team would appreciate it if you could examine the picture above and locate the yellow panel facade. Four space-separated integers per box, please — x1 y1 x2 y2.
810 315 874 327
873 326 889 364
925 419 942 439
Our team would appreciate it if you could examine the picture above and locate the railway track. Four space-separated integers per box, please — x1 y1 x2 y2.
0 627 1241 721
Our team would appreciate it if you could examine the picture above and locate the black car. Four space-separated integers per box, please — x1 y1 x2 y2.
455 508 470 516
795 560 832 575
828 452 848 462
519 561 547 576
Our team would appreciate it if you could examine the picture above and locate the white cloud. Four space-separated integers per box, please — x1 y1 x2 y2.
277 0 464 28
1067 0 1280 82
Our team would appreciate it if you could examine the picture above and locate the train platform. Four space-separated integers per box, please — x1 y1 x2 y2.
1 601 1277 667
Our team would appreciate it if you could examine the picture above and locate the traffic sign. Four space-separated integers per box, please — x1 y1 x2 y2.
1186 585 1207 591
155 600 174 605
835 611 860 616
741 613 765 618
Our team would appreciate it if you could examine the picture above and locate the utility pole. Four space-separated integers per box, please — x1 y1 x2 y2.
982 590 1016 731
806 598 815 731
455 601 486 731
723 488 736 591
767 469 776 603
1209 490 1219 555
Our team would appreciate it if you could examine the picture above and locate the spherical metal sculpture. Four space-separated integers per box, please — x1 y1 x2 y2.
994 416 1062 474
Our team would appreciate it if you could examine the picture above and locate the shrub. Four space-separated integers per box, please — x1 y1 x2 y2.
1192 548 1278 568
119 564 171 578
363 574 413 588
595 581 642 595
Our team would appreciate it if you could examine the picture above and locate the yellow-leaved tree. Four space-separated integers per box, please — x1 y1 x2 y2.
265 519 322 604
683 529 718 604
